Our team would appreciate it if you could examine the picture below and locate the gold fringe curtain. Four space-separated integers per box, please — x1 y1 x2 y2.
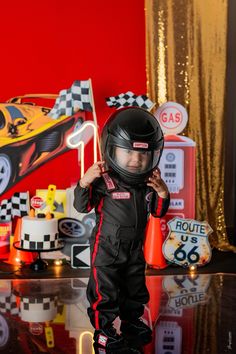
193 275 223 354
145 0 232 249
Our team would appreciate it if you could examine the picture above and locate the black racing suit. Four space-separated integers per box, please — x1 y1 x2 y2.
73 171 169 330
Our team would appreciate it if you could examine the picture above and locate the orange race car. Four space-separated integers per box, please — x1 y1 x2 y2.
0 94 85 195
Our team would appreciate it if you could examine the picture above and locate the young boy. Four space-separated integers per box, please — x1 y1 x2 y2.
74 107 169 350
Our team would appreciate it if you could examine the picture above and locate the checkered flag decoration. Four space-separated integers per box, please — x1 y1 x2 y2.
0 198 12 221
48 80 93 119
20 232 59 250
0 192 29 221
106 91 154 110
0 295 20 316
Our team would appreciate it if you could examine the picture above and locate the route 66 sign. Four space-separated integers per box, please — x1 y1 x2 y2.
163 274 211 310
163 217 212 267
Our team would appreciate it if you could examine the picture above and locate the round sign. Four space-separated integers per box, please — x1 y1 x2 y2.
30 196 44 209
29 322 43 335
154 101 188 135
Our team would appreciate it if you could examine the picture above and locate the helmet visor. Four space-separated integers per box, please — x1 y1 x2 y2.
108 146 161 175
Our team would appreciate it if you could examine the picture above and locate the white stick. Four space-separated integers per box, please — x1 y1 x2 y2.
89 78 102 160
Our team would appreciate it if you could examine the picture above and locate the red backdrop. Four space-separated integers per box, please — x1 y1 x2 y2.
0 0 146 201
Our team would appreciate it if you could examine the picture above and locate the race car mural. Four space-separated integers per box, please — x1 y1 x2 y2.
0 95 85 196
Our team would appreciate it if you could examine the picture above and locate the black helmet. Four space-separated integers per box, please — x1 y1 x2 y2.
101 107 164 184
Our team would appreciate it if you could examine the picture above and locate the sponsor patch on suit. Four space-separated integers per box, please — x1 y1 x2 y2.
112 192 131 200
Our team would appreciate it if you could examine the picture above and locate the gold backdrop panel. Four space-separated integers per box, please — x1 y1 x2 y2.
145 0 232 249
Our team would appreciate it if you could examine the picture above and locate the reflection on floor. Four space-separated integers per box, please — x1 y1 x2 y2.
0 274 235 353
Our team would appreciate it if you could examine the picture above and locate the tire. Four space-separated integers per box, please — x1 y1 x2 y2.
0 314 10 349
58 218 86 238
0 153 12 195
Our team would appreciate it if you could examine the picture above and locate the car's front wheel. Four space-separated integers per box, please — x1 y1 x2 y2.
0 154 12 195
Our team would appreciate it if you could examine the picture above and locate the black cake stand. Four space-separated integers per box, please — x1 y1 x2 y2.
13 241 65 271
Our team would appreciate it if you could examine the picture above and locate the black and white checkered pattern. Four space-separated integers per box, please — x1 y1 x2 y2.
12 192 29 217
0 192 29 221
20 296 58 323
20 232 59 250
49 80 93 119
22 296 57 310
0 198 12 221
0 295 19 316
106 91 154 110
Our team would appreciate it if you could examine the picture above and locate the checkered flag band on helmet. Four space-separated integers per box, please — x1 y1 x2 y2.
49 80 93 119
106 91 154 110
0 192 29 220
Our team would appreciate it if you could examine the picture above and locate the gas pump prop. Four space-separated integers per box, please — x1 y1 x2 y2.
155 102 196 238
144 102 196 269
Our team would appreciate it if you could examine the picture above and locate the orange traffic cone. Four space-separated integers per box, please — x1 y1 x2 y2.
144 215 168 269
146 275 163 324
142 277 163 354
5 218 36 265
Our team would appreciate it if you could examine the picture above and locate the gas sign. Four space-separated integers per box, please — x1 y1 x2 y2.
154 102 188 135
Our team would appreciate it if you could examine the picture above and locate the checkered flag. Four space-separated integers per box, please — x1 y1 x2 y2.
0 295 20 316
0 198 12 221
0 192 29 220
49 80 93 119
12 192 29 218
106 91 154 110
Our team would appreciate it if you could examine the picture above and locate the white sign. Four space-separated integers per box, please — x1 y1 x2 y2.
154 101 188 135
71 244 90 268
30 196 44 209
163 217 212 267
163 274 211 310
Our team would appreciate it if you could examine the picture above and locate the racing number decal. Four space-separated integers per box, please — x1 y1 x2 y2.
174 244 200 264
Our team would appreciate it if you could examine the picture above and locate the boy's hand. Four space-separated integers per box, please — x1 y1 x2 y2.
80 161 105 188
146 168 169 198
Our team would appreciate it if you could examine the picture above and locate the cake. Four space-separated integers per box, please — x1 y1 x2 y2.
20 211 59 250
20 295 58 322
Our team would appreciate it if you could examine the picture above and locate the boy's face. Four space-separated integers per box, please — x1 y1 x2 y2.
115 147 151 174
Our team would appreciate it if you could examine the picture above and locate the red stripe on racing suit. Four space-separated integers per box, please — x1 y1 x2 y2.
91 199 104 329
